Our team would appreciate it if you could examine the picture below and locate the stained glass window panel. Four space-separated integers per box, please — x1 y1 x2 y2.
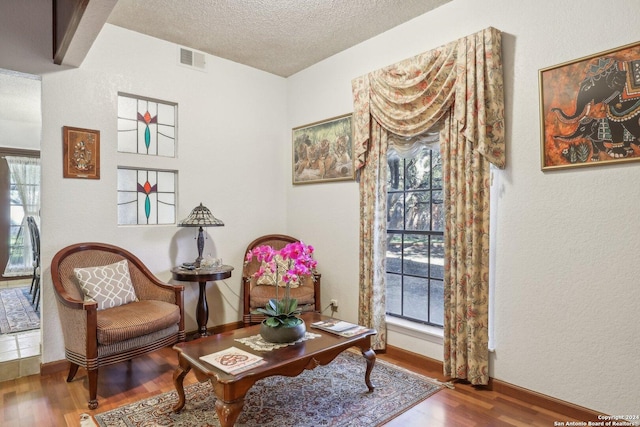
117 94 176 157
117 168 176 225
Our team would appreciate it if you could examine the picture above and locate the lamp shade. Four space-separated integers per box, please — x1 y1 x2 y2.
178 203 224 227
178 203 223 267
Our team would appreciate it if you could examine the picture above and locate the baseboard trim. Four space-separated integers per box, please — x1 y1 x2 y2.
41 328 599 421
40 359 68 376
185 321 245 340
384 345 600 421
41 320 245 375
488 377 600 421
382 344 443 374
205 321 244 335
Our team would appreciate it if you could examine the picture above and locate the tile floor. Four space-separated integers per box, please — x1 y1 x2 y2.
0 280 41 382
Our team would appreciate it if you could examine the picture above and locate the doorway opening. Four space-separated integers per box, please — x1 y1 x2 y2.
0 68 42 381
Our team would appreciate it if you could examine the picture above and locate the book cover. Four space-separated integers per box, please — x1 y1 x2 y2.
311 319 367 336
199 346 264 374
338 325 369 337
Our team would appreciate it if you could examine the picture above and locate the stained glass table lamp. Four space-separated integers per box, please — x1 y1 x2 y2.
178 203 224 267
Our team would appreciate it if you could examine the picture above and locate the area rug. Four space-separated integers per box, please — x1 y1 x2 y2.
0 287 40 334
93 350 444 427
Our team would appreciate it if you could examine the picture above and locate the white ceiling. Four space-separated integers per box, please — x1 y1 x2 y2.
0 69 41 149
1 0 452 145
0 70 41 123
106 0 452 77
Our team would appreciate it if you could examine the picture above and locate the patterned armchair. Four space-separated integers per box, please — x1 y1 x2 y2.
242 234 321 326
51 242 185 409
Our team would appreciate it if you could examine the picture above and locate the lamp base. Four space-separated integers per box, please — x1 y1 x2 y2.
195 226 205 268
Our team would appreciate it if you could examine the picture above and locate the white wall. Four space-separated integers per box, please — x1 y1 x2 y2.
39 24 288 363
2 0 639 417
286 0 640 416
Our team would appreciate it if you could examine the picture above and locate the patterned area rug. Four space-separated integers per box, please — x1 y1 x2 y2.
93 350 443 427
0 287 40 334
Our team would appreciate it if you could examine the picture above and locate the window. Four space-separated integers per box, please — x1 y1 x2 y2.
117 93 177 157
386 145 444 327
8 166 37 271
117 168 177 225
0 149 40 279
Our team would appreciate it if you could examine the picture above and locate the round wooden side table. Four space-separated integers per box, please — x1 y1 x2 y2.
171 265 233 337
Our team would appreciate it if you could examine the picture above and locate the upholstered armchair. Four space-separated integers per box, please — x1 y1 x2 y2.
242 234 321 326
51 242 185 409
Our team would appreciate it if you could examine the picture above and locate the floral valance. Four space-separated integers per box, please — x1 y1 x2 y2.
351 27 505 169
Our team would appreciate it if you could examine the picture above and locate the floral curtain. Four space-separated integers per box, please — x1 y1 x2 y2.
358 120 389 350
351 27 504 384
441 109 491 384
4 156 41 277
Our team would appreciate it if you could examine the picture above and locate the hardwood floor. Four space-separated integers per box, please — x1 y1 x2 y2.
0 345 583 427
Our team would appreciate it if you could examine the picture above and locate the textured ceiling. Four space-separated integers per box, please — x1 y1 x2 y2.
0 70 40 125
1 0 451 145
107 0 452 77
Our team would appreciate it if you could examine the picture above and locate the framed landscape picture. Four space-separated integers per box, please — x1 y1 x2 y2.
292 113 354 184
63 126 100 179
539 41 640 171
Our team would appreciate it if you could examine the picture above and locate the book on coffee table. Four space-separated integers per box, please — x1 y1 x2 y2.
199 346 265 374
310 319 368 337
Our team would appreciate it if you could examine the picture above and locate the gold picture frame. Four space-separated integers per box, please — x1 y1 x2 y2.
63 126 100 179
539 41 640 171
292 113 354 184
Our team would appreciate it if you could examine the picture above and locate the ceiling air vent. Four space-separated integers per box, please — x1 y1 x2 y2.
178 47 206 71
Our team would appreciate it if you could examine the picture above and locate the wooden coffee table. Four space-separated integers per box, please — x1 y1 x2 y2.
172 312 377 427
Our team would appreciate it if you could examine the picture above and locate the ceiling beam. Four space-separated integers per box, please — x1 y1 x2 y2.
53 0 117 67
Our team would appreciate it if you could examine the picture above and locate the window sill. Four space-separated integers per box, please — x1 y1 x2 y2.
386 316 444 345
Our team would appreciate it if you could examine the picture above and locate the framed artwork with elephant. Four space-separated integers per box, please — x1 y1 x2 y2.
539 41 640 170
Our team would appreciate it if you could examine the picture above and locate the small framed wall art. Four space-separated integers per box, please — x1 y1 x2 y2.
292 113 354 184
63 126 100 179
539 41 640 171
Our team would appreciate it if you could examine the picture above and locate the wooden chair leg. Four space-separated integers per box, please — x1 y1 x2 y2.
33 277 40 311
88 368 99 409
66 362 79 382
29 269 36 294
31 276 40 305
